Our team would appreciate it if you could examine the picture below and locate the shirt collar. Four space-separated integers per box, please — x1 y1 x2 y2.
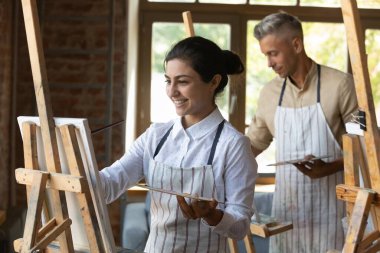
304 61 317 88
287 60 317 92
171 108 225 140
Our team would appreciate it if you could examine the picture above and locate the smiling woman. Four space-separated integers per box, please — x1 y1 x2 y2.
99 35 258 253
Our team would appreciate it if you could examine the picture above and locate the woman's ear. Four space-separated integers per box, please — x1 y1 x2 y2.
210 74 222 91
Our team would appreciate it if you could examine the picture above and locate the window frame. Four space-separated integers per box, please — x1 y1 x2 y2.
137 9 247 135
135 0 380 181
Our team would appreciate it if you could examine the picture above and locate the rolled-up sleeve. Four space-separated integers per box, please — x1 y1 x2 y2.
338 74 358 124
246 86 275 151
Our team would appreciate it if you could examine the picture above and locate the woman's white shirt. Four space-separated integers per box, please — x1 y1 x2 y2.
99 108 257 239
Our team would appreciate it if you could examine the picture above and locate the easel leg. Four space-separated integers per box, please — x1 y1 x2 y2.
243 231 256 253
342 190 374 253
228 238 239 253
22 122 50 229
19 171 49 252
60 124 104 253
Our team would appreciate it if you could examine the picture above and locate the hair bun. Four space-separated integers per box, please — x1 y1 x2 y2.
222 50 245 75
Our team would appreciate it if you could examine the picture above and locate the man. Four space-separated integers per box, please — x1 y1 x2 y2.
246 12 358 253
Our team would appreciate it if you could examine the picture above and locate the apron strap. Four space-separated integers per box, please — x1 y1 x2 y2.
278 78 287 106
317 64 321 103
278 64 321 106
153 124 174 159
207 120 225 165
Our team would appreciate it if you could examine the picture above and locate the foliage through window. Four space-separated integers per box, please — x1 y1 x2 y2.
366 29 380 124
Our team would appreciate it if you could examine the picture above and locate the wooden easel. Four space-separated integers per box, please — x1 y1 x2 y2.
14 0 116 252
328 0 380 252
182 11 292 253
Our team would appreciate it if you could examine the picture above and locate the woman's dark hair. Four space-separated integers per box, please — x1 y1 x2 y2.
164 36 244 97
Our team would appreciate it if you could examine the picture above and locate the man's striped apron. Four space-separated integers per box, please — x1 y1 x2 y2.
270 65 345 253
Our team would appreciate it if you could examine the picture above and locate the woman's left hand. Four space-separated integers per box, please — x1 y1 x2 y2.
177 195 223 225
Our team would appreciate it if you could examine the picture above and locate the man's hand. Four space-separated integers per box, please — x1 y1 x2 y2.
176 195 223 226
293 155 343 179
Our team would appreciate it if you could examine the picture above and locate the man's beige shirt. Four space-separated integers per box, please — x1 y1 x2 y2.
247 61 358 151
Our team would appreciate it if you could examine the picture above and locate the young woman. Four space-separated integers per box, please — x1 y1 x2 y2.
100 36 257 253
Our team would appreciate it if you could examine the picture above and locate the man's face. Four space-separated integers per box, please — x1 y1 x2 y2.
259 33 298 78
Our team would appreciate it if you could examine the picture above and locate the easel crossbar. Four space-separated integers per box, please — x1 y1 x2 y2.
15 168 85 193
336 184 380 205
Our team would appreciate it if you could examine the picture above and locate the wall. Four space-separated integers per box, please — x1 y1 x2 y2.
10 0 127 245
0 0 14 211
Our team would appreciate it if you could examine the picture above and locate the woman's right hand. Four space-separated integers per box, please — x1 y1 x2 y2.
176 195 222 226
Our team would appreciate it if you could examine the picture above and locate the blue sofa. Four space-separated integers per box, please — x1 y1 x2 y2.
121 190 274 253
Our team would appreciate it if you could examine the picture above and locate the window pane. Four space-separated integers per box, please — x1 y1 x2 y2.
245 21 346 173
199 0 247 3
148 0 195 2
303 22 347 72
300 0 339 7
358 0 380 8
365 29 380 123
151 22 231 123
249 0 296 5
300 0 380 8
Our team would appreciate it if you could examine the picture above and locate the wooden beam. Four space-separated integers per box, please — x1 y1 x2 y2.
15 168 85 193
342 189 374 253
37 218 57 241
357 230 380 252
341 0 380 228
182 11 195 37
60 125 104 253
228 238 239 253
22 122 39 171
22 122 50 224
21 0 74 251
31 218 72 252
343 134 360 218
336 184 379 204
243 231 256 253
20 171 49 252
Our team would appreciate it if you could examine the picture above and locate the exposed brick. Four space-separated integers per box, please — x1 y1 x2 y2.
44 0 110 17
11 0 126 244
0 0 14 210
43 20 109 50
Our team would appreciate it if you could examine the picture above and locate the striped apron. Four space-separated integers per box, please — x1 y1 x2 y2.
270 65 345 253
144 120 228 253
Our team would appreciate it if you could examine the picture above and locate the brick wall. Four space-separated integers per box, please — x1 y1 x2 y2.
0 0 14 211
12 0 127 246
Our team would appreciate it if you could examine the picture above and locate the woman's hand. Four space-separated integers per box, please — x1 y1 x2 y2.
176 195 223 226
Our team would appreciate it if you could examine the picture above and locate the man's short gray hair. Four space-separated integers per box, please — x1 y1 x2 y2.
254 12 303 41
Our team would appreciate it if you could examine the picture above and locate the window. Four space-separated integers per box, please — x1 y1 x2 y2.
147 0 380 8
249 0 295 5
137 0 380 180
